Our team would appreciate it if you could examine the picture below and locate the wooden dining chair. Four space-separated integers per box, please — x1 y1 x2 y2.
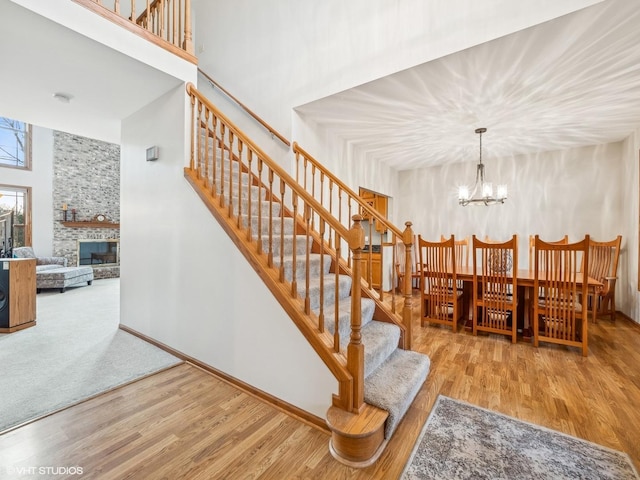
472 235 518 343
533 235 590 357
528 234 568 270
418 235 466 332
440 235 469 268
582 235 622 322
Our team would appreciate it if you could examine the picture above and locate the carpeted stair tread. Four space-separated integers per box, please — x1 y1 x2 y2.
261 235 311 257
364 349 431 439
350 320 401 379
243 215 296 236
318 297 376 340
302 274 353 310
278 254 332 281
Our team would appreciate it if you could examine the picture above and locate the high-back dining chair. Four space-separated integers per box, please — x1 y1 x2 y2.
582 235 622 322
441 235 469 269
418 235 466 332
472 235 518 343
533 235 590 357
528 235 568 270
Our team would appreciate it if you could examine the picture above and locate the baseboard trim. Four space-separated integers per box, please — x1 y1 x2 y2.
119 324 330 434
615 310 640 329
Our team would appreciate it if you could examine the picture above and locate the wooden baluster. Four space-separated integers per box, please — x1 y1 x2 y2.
257 159 264 256
195 99 202 180
294 148 300 183
114 0 120 15
131 0 135 22
282 180 289 285
334 235 341 353
310 164 316 232
303 204 312 314
267 169 274 268
227 131 235 217
184 0 194 53
401 221 414 349
347 190 352 267
210 113 218 197
203 108 210 187
348 214 365 411
173 0 178 46
318 218 325 333
145 0 150 29
246 150 253 242
234 139 243 224
159 0 165 39
337 190 343 263
303 157 309 192
328 179 334 219
218 124 226 207
188 90 195 171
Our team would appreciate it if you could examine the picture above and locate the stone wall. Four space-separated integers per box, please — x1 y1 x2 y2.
52 131 120 279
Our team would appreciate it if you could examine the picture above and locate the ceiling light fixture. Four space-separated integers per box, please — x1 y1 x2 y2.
458 127 507 206
52 92 72 104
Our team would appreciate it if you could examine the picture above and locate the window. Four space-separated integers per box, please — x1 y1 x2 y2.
0 186 31 255
0 117 31 170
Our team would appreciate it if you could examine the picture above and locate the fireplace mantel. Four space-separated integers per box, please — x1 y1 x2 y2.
61 221 120 229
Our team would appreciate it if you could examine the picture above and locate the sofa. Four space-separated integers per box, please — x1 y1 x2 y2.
12 246 94 293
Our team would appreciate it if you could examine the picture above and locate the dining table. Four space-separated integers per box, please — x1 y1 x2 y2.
442 266 603 336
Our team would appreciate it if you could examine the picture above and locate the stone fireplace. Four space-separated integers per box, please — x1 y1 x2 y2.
52 131 120 280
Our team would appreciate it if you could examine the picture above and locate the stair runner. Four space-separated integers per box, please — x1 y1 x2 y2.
207 144 431 439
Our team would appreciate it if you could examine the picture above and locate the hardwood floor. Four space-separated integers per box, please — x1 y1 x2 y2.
1 297 639 479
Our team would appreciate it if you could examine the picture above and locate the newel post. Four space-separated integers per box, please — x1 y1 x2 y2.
402 222 414 349
347 214 365 412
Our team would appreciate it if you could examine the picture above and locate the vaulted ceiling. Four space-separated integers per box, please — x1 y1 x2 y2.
296 0 640 170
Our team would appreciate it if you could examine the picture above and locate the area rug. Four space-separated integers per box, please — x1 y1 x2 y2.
0 278 182 433
402 395 639 480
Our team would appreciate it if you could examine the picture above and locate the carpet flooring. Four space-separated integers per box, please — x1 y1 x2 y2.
0 278 182 432
402 395 639 480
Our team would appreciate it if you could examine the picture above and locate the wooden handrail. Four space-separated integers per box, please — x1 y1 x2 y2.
198 69 291 147
186 82 373 412
293 141 414 347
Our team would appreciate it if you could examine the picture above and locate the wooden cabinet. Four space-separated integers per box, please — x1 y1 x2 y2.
374 197 387 233
359 190 388 233
0 258 36 333
361 254 382 289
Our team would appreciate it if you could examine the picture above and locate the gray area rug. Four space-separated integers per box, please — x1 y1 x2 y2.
0 278 182 432
402 395 639 480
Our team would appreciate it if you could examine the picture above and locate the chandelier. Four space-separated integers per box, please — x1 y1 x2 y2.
458 128 507 206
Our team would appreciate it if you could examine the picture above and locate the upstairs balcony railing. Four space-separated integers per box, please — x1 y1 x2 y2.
73 0 194 61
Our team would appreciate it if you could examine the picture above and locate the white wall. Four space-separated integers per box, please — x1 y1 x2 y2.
119 84 336 418
396 141 634 318
621 129 639 322
1 126 54 256
194 0 603 155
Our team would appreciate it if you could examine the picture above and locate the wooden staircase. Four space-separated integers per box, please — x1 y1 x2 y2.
184 83 430 466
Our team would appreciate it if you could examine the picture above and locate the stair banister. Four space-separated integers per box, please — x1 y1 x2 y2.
186 83 367 413
293 142 414 348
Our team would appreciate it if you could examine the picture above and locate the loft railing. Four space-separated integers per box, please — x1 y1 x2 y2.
293 142 415 346
185 83 417 413
198 69 291 147
73 0 194 60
